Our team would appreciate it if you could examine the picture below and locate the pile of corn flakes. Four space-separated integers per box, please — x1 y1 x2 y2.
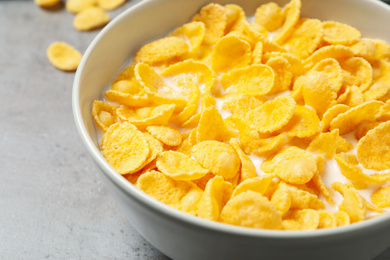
92 0 390 230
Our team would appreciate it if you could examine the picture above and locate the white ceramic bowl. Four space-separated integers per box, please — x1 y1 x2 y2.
73 0 390 259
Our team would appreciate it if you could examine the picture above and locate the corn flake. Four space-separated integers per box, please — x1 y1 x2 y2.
330 100 383 135
245 95 296 134
211 36 252 72
117 104 175 127
102 122 150 175
371 186 390 208
161 60 214 95
357 121 390 171
97 0 125 10
47 42 82 71
66 0 97 14
192 140 240 179
322 21 361 45
73 7 110 31
282 18 323 59
273 0 301 44
137 170 202 212
156 151 208 181
254 2 284 32
169 22 206 57
191 3 227 45
146 126 182 147
197 176 233 221
221 64 275 96
133 37 188 65
220 191 283 229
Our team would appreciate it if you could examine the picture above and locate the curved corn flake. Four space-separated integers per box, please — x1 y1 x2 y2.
321 104 349 132
105 88 151 108
222 64 275 96
288 209 320 230
261 146 305 173
335 153 390 184
378 99 390 121
274 155 317 185
232 175 274 197
222 95 265 116
192 140 240 179
304 45 354 70
135 62 188 109
308 129 339 159
146 125 182 146
73 7 110 31
66 0 97 14
350 39 377 61
224 4 246 34
288 185 325 210
97 0 125 10
252 134 291 157
280 105 320 138
180 187 204 215
156 151 208 181
141 132 164 166
369 39 390 60
117 104 175 126
340 57 373 92
311 173 335 204
355 122 380 140
302 76 338 117
266 56 292 94
282 18 323 59
220 191 283 229
322 21 361 45
102 122 149 175
334 211 351 226
372 59 390 83
252 41 263 65
273 0 301 44
133 37 188 65
364 82 390 102
169 22 205 57
136 170 202 211
371 186 390 208
161 60 214 95
34 0 61 7
112 64 137 83
335 136 354 154
357 121 390 171
197 176 233 221
91 100 118 132
211 36 252 72
47 42 82 71
196 106 231 143
330 100 383 135
318 210 337 229
264 52 306 77
229 138 257 181
342 85 364 107
169 104 197 126
191 3 227 45
245 95 296 134
335 185 366 223
254 2 284 32
270 182 291 215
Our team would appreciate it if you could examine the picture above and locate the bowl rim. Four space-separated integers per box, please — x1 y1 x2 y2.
72 0 390 240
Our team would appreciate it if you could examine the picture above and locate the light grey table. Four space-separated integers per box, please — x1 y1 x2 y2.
0 1 389 259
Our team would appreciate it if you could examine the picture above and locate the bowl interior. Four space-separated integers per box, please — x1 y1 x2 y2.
73 0 390 239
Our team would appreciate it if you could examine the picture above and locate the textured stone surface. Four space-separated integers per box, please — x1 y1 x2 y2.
0 1 390 259
0 1 169 259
